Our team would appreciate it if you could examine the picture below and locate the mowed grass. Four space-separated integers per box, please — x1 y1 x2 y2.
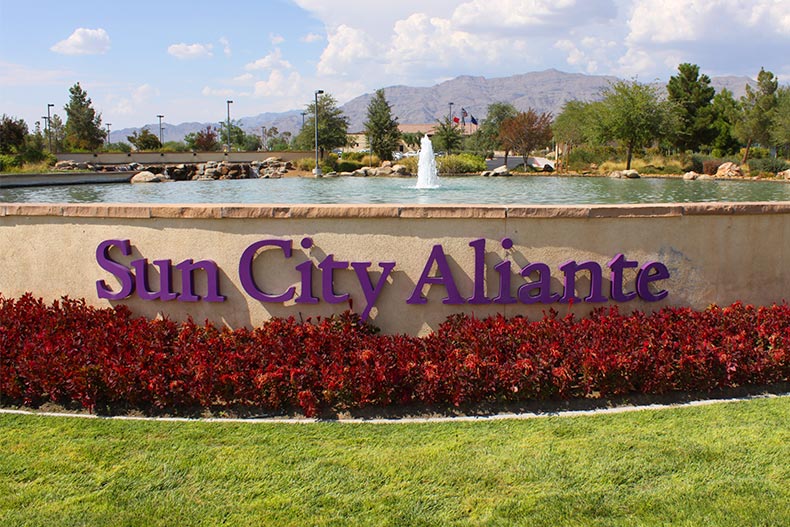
1 397 788 526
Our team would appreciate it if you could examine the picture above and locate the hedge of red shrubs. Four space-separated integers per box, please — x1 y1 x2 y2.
1 293 789 417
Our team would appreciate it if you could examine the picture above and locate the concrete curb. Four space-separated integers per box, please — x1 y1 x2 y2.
2 392 787 425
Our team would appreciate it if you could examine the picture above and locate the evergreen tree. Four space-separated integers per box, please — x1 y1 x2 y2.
292 92 350 155
770 86 790 158
48 114 66 153
363 89 401 161
666 63 716 152
709 88 741 156
735 67 778 163
63 82 106 151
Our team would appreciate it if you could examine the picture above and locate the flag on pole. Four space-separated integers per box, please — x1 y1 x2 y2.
453 116 460 123
461 107 468 126
470 115 478 126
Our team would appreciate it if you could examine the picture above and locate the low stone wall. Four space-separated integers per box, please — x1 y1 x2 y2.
1 202 788 335
55 150 312 165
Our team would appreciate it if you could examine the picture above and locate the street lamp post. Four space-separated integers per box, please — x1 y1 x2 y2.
106 123 111 145
47 103 54 152
314 90 324 177
226 100 233 152
157 115 164 145
301 112 306 129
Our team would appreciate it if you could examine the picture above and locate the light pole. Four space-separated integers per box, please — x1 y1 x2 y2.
301 112 306 129
448 102 454 122
157 115 164 145
314 89 324 177
226 100 233 152
106 123 111 145
47 103 54 152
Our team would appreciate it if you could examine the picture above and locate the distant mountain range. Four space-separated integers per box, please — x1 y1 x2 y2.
109 69 757 144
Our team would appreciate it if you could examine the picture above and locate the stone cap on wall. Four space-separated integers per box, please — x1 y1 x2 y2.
3 202 790 219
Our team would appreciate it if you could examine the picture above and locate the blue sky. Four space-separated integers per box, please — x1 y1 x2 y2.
2 0 789 131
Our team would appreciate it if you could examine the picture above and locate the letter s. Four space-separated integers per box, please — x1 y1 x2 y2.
96 239 134 300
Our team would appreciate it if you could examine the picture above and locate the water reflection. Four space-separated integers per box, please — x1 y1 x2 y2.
2 176 790 205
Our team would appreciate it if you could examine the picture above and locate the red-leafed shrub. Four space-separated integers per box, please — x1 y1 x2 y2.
1 293 788 417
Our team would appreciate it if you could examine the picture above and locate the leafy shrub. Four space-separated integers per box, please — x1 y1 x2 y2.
336 160 364 172
397 156 418 174
567 145 618 171
748 157 790 175
0 154 20 171
360 154 380 167
341 151 366 162
2 293 788 417
436 153 486 174
295 157 334 173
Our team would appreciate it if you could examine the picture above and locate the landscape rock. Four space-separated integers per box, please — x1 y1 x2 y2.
492 165 509 176
777 169 790 180
715 162 743 178
683 171 699 180
391 164 410 175
131 171 168 183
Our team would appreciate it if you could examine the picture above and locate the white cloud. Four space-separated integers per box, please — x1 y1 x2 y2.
167 42 214 59
233 73 255 83
253 69 303 97
270 33 285 45
51 28 110 55
245 48 292 71
301 32 323 43
219 37 231 56
109 83 160 116
317 24 381 76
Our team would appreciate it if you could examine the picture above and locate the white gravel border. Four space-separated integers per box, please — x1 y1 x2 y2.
1 392 787 424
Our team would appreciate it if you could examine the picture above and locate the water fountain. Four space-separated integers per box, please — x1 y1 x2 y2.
416 135 440 189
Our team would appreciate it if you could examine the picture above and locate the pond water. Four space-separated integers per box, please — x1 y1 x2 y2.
3 176 790 205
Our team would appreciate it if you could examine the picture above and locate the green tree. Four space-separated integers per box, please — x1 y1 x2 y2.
710 88 742 156
185 126 220 151
127 128 162 151
590 79 671 170
0 114 28 154
401 132 423 150
63 82 106 150
479 102 518 163
498 109 553 169
363 89 401 161
666 63 716 152
48 114 66 153
431 116 463 155
552 100 593 169
734 68 779 163
292 93 350 156
770 86 790 158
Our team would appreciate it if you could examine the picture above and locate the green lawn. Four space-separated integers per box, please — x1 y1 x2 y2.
1 397 788 526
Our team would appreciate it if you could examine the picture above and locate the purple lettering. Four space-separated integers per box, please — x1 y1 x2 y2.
131 259 179 301
239 239 295 302
407 244 465 305
518 262 560 304
318 254 350 304
175 259 225 302
559 260 608 303
351 261 395 320
468 238 491 304
96 239 134 300
608 253 638 302
636 261 670 301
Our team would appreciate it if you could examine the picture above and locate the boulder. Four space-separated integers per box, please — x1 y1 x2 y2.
697 174 715 180
391 164 410 175
381 160 393 168
131 171 166 183
683 171 699 180
777 169 790 180
481 171 493 177
376 166 394 176
715 162 743 178
492 165 509 176
623 169 640 179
